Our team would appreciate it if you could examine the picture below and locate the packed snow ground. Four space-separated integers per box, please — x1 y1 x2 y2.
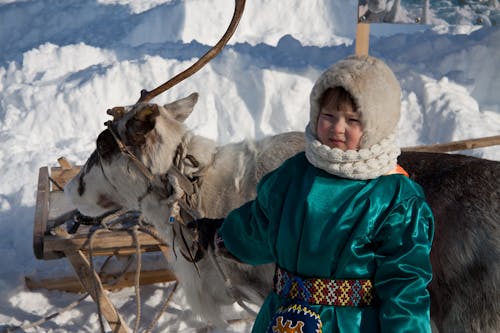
0 0 499 332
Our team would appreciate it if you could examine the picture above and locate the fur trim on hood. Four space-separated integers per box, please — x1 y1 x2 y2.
309 55 401 149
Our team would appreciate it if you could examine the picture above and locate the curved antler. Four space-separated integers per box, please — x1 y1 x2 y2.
137 0 246 104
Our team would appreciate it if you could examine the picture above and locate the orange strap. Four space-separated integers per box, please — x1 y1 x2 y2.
386 164 409 177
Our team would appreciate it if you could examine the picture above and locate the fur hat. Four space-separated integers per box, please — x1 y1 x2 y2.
309 55 401 149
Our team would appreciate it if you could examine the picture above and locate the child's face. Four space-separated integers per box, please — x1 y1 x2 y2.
317 99 363 151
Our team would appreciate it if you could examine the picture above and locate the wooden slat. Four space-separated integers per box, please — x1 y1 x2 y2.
25 269 177 293
66 250 131 333
402 134 500 153
57 156 74 170
44 229 163 257
50 166 81 191
33 167 52 260
158 244 171 261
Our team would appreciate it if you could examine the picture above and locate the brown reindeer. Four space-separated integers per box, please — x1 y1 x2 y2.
399 151 500 333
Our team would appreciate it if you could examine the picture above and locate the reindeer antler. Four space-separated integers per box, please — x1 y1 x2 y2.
136 0 246 104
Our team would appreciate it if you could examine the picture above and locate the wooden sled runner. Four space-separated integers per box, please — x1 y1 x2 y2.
29 157 177 333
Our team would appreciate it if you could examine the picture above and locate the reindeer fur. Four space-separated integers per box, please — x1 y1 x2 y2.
65 93 499 332
399 152 500 333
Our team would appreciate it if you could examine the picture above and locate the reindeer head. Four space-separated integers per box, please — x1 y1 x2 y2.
64 93 199 217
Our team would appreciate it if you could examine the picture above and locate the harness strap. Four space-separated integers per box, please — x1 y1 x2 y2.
107 124 156 182
274 267 375 307
169 166 195 196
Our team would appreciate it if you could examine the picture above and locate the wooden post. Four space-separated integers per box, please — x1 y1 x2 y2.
355 23 370 55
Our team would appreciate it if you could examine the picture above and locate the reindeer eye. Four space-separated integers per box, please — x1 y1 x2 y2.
97 141 105 152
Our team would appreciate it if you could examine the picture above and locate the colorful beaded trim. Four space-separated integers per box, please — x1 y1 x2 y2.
274 267 375 307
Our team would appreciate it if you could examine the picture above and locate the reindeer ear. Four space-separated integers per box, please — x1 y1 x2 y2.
164 92 199 123
125 104 160 146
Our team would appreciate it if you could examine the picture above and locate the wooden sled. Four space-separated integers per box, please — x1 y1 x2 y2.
29 157 177 333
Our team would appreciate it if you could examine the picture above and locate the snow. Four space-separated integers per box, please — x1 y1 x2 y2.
0 0 499 332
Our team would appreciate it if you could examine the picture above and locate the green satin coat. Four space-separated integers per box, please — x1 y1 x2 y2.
219 153 434 333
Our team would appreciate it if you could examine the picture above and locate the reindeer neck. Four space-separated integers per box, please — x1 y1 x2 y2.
196 139 261 218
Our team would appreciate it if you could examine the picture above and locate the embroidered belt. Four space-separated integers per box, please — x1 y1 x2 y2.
274 267 375 307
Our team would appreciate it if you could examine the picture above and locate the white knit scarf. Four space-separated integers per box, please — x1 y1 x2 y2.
304 124 401 180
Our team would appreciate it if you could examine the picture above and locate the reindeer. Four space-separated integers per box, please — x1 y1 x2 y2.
65 94 304 324
64 0 499 331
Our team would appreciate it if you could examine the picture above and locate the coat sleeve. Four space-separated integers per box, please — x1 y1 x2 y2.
217 164 290 265
373 196 434 333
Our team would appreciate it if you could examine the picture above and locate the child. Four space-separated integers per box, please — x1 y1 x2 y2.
194 55 434 333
